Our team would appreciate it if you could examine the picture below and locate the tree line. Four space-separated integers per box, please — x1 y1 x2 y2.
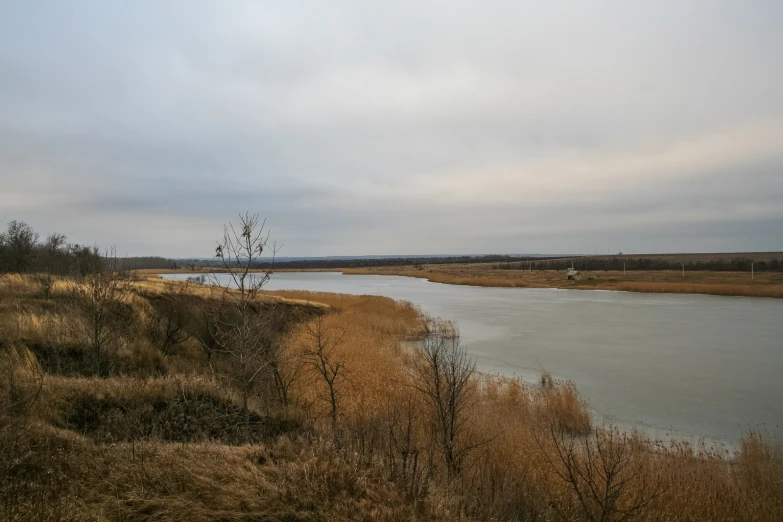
184 254 568 270
0 220 102 276
0 220 179 275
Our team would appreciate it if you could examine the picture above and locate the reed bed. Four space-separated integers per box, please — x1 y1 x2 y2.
618 281 783 298
343 267 535 288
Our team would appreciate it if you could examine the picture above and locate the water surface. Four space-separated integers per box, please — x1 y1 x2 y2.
163 271 783 444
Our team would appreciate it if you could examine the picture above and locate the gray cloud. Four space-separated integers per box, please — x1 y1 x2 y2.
1 1 782 256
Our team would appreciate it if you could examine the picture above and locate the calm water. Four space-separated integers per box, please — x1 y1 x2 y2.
163 272 783 444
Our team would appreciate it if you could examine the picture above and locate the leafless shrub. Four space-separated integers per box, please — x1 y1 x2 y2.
147 282 193 356
539 364 553 388
70 248 133 376
33 273 56 300
203 213 284 437
542 425 665 522
412 319 480 478
301 315 346 431
185 274 206 285
381 390 432 501
267 315 304 408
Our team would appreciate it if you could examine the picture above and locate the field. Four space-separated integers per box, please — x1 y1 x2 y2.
340 266 783 297
1 272 782 521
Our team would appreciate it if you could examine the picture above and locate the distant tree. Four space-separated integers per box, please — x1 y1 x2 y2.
0 221 39 273
69 244 104 276
115 256 179 271
34 233 69 299
185 274 206 285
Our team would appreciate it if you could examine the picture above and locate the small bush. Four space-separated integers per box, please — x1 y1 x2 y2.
60 390 302 444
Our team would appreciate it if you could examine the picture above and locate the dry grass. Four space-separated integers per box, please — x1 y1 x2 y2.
135 275 332 309
272 291 424 430
2 274 783 521
618 281 783 298
341 266 783 298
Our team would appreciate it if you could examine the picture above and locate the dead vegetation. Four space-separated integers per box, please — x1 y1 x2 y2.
617 280 783 298
1 269 782 521
340 266 783 298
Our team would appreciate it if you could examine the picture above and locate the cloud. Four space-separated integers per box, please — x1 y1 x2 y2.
1 1 782 256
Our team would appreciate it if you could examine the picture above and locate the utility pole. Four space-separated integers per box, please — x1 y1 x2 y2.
682 263 685 279
752 261 754 280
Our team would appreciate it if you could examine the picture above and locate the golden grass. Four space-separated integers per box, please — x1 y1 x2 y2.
341 266 783 298
135 275 332 309
343 267 535 288
42 373 222 406
618 281 783 298
275 291 423 428
2 274 783 521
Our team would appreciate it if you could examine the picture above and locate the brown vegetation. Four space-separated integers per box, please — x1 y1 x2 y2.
340 265 783 297
617 281 783 298
1 272 782 521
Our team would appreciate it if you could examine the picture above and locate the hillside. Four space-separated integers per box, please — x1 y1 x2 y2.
1 273 782 521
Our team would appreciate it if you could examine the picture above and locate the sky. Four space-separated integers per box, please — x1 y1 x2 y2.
1 1 782 257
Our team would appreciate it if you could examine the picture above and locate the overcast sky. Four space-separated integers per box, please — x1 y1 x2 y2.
1 1 782 257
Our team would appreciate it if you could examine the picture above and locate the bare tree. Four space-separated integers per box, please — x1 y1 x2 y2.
0 221 39 273
71 248 133 376
147 282 193 356
541 425 665 522
411 319 478 478
204 213 281 436
381 390 431 501
265 315 304 407
301 315 346 430
68 243 104 277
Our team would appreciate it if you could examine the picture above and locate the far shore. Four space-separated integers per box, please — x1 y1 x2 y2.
138 265 783 298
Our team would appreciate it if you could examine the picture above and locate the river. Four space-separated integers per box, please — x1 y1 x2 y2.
162 271 783 446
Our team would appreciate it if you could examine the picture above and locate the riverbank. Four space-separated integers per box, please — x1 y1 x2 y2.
340 266 783 298
138 265 783 298
165 270 783 445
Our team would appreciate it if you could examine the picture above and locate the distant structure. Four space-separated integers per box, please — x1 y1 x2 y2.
566 268 581 280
